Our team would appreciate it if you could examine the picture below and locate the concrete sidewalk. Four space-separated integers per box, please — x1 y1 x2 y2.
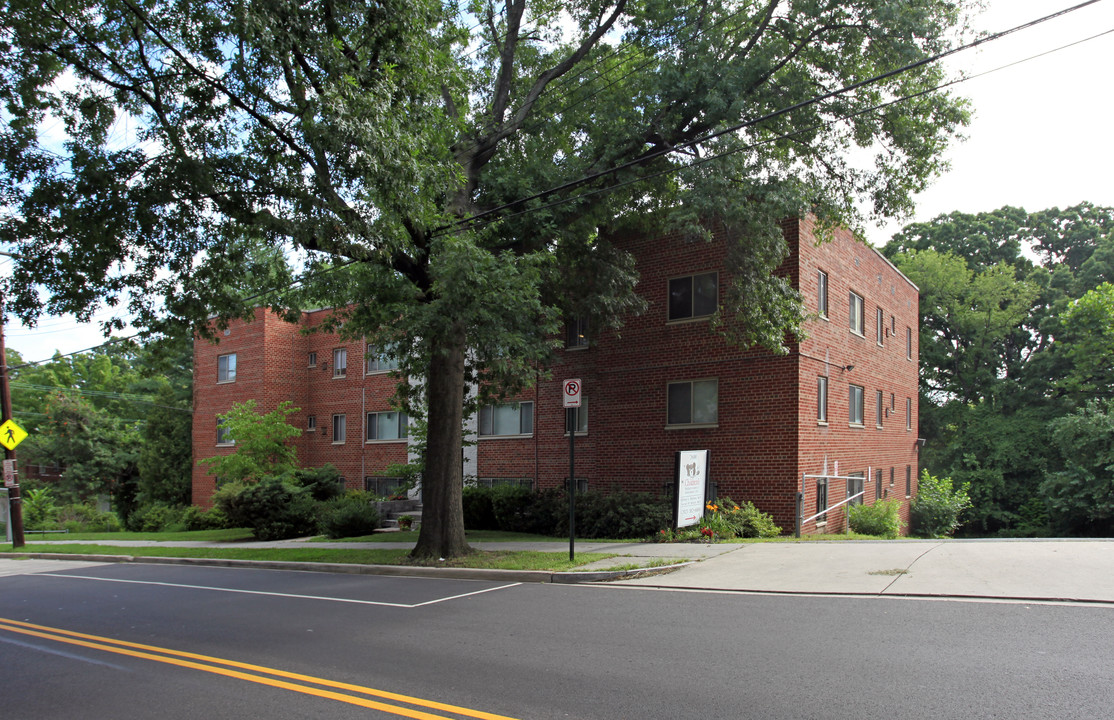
619 539 1114 603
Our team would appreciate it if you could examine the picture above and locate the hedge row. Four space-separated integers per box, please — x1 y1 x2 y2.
463 485 673 539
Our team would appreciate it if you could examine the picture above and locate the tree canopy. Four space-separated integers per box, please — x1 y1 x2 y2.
2 0 974 556
884 204 1114 536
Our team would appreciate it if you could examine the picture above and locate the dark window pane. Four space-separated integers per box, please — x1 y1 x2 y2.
668 382 692 424
693 273 717 316
668 276 693 320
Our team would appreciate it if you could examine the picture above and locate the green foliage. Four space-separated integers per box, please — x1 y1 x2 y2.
199 401 302 485
699 498 782 539
463 486 673 539
22 487 57 530
55 503 121 533
292 465 344 502
848 499 904 539
883 203 1114 537
213 478 318 541
910 471 972 538
318 492 382 539
1041 401 1114 536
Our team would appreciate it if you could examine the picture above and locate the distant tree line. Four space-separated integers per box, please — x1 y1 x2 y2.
883 202 1114 536
8 336 193 525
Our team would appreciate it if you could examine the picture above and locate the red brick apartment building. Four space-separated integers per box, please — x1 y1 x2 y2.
193 216 920 533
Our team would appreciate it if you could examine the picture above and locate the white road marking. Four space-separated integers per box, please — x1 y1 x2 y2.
38 573 521 608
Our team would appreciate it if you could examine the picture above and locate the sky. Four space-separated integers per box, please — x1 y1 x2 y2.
4 0 1113 364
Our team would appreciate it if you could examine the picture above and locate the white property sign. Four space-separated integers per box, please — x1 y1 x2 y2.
674 450 709 528
562 378 582 408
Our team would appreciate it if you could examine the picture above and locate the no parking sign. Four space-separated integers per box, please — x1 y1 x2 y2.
563 379 582 408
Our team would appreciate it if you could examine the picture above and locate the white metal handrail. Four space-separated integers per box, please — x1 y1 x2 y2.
801 490 864 526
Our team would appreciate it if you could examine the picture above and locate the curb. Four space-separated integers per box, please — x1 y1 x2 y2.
4 552 689 584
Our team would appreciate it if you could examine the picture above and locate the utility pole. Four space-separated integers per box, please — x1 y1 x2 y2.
1 292 25 548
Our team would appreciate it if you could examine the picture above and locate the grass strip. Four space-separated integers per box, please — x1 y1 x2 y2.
0 544 615 572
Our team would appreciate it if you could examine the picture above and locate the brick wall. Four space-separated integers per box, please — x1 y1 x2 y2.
192 217 919 534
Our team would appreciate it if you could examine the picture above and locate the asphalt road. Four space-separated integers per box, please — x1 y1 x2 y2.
2 559 1112 719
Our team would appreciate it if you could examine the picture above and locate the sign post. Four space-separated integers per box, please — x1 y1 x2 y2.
563 379 581 561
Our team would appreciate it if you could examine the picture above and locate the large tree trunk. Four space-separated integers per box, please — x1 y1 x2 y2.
411 319 472 559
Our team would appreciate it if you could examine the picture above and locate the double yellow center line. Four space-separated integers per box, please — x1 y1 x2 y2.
0 618 519 720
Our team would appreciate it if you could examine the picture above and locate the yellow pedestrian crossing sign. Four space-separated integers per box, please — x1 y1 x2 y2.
0 419 27 451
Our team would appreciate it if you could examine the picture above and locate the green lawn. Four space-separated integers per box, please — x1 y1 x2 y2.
0 543 615 571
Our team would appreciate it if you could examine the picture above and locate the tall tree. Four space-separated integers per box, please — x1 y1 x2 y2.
1 0 973 557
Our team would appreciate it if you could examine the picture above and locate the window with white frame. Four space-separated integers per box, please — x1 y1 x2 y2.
332 414 346 443
216 417 234 445
817 270 829 318
566 316 589 348
849 292 864 335
367 411 408 441
668 272 718 321
307 351 317 368
876 307 885 345
875 469 884 500
333 348 347 377
479 402 534 436
906 397 912 431
876 390 884 427
906 327 913 360
906 465 912 496
366 344 399 374
817 376 828 423
307 415 316 432
217 353 237 383
849 384 864 426
667 379 718 426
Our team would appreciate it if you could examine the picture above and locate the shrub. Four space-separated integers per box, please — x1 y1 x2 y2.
56 503 122 533
179 504 229 531
462 486 499 530
910 471 972 538
575 490 673 539
700 498 781 539
292 465 344 502
318 492 381 539
22 487 57 530
214 477 318 540
849 499 904 538
126 503 185 532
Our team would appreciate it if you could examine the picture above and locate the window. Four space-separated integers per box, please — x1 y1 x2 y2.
849 292 864 335
479 402 534 436
816 478 828 522
849 385 864 426
307 415 316 431
366 344 399 374
667 379 718 426
216 417 234 446
566 316 589 348
817 376 828 423
890 467 895 487
876 307 885 345
817 270 829 318
308 352 317 368
668 272 717 321
566 400 588 434
367 411 408 441
876 390 884 427
906 397 912 431
332 414 346 443
906 327 913 360
217 354 237 383
876 469 884 500
365 476 408 497
906 465 912 496
333 348 347 377
847 472 864 507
